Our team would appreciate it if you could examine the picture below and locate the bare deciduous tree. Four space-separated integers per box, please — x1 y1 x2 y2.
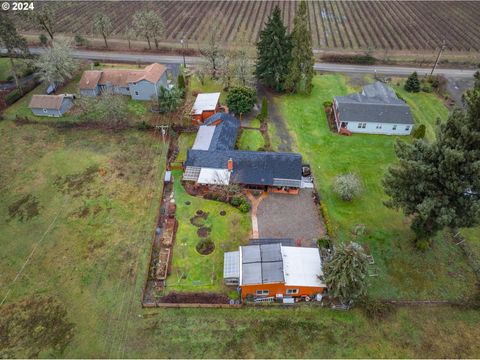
35 39 76 87
132 10 164 50
93 13 113 48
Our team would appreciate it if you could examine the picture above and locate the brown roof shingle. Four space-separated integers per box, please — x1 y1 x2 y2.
79 70 102 89
79 63 167 90
28 95 71 110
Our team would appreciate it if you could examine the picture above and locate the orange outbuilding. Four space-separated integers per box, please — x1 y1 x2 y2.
190 92 221 125
224 243 326 301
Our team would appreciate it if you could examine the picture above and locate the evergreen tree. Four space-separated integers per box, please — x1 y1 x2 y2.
226 86 257 115
474 70 480 91
0 13 30 94
383 89 480 245
323 242 369 303
411 124 426 139
177 73 186 93
285 0 315 94
259 96 268 121
255 6 291 92
404 72 420 93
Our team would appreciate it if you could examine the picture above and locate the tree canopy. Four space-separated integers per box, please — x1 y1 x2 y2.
93 13 113 48
405 72 421 93
285 0 315 94
132 10 164 50
35 39 76 86
255 6 291 92
323 242 369 303
226 86 257 115
383 89 480 244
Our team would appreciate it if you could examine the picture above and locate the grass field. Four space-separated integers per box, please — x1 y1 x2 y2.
278 74 477 300
0 120 167 357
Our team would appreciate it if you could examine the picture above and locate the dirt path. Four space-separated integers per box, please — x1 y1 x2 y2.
257 84 293 152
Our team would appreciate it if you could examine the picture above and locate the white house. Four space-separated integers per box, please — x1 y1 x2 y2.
333 81 414 135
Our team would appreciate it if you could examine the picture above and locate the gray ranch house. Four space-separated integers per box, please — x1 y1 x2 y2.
333 81 414 135
79 63 168 101
28 94 74 117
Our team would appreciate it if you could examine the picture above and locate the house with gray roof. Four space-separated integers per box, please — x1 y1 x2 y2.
333 81 414 135
223 243 326 300
183 113 303 193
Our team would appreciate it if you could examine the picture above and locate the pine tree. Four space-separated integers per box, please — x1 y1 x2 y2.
255 6 291 92
323 242 369 303
404 72 420 92
285 0 315 94
383 89 480 245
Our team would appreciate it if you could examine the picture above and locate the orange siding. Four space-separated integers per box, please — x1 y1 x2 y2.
240 283 325 299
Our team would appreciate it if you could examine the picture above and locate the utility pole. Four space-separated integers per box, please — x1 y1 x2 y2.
430 40 446 76
180 37 186 68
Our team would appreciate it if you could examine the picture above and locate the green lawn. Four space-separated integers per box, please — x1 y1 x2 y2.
166 134 251 293
395 85 449 141
278 74 477 300
0 58 12 82
188 75 226 102
237 128 265 151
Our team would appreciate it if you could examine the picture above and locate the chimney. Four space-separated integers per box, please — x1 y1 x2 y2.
227 158 234 172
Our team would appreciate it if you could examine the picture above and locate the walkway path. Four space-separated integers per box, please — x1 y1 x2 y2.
245 191 268 239
256 84 293 152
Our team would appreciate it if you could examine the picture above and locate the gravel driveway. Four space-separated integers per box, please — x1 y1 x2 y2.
256 189 325 246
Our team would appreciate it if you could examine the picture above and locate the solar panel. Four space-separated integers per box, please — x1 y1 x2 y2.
183 166 201 181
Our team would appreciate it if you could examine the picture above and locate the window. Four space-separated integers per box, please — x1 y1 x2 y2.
376 124 382 129
256 290 269 296
134 91 139 96
286 289 299 295
392 125 397 130
126 87 129 91
405 126 410 131
358 122 367 129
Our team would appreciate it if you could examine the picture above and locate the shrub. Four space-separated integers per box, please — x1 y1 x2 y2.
320 202 335 238
317 236 331 249
5 90 22 105
6 75 14 82
415 239 431 251
333 173 363 201
74 34 87 46
352 224 367 237
93 61 101 67
226 86 256 115
238 202 250 213
258 96 268 121
321 54 376 65
230 196 243 207
404 72 420 93
412 124 426 139
177 74 186 93
421 85 432 93
360 297 396 320
39 34 48 46
323 100 333 108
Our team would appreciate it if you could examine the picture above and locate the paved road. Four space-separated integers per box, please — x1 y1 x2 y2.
18 47 477 79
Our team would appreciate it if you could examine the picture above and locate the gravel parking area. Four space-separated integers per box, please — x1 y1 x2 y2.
257 189 325 246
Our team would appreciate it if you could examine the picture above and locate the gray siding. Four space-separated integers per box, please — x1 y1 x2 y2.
130 79 157 101
31 107 60 117
80 88 99 97
59 98 74 115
